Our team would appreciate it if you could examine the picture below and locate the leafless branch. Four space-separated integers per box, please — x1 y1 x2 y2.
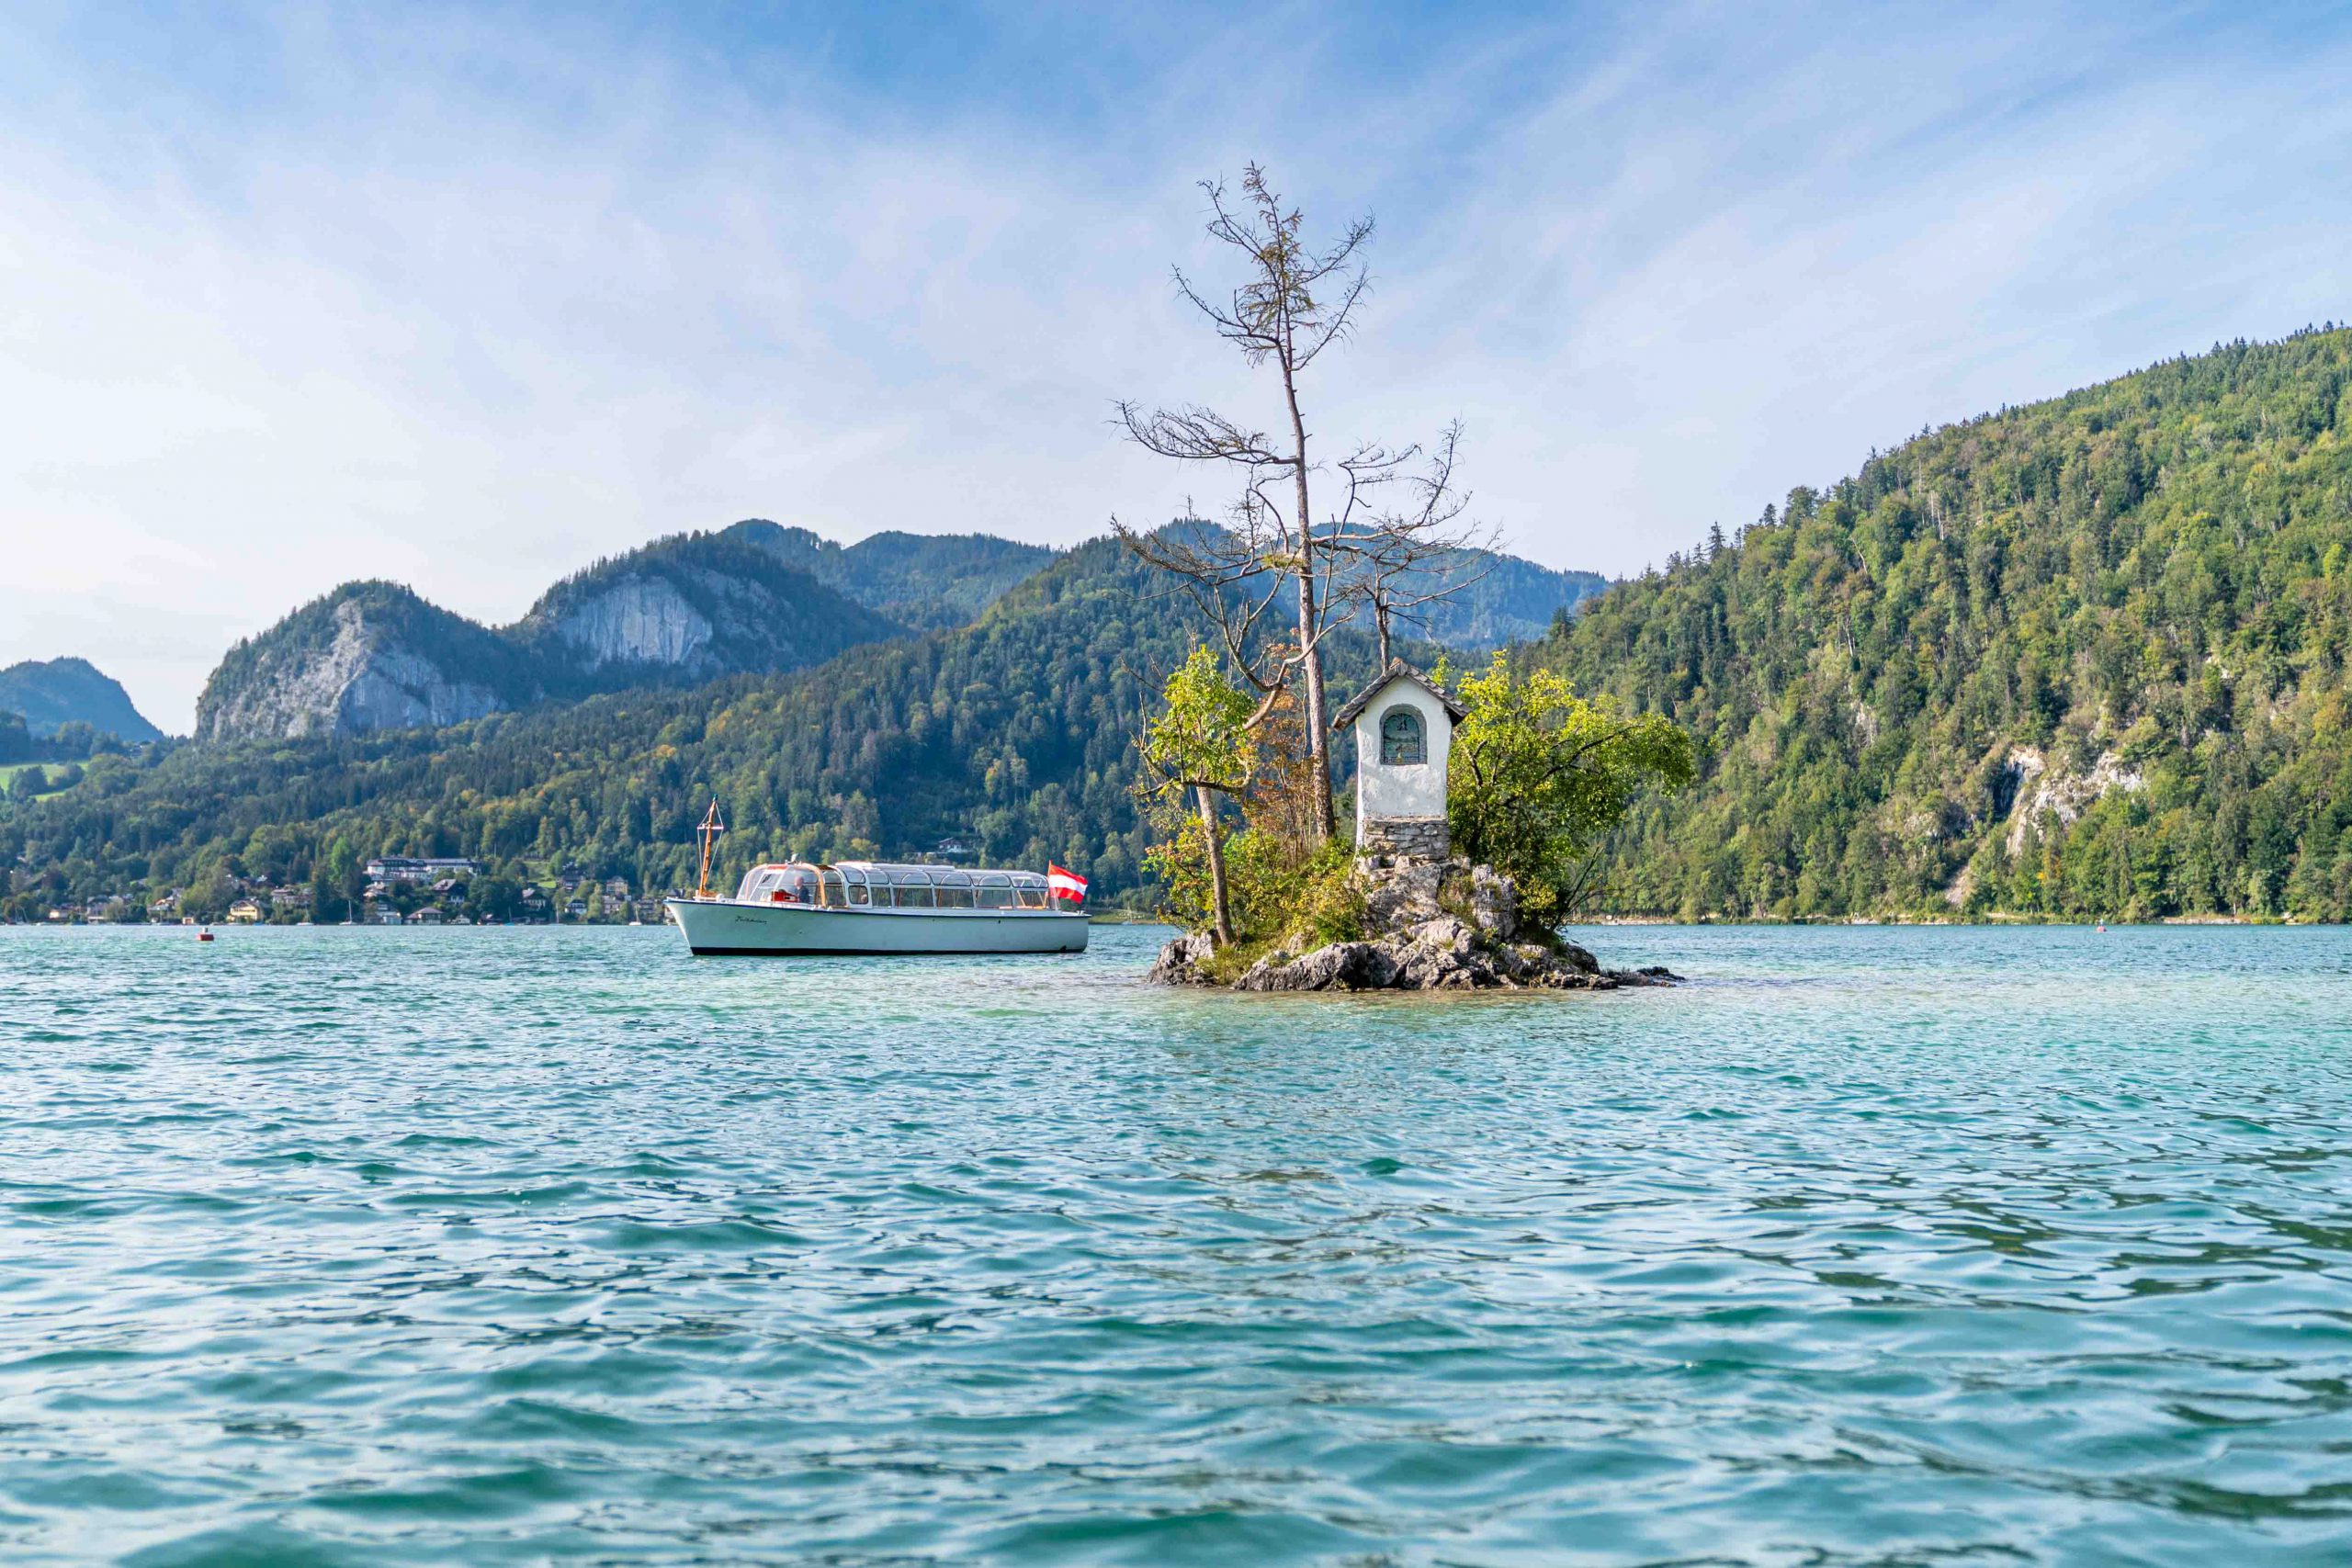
1313 422 1496 662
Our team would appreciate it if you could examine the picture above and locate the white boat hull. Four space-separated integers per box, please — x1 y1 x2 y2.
666 897 1089 956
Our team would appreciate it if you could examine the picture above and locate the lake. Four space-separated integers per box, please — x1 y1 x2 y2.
4 922 2349 1564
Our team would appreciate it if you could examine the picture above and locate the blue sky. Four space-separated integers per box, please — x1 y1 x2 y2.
6 1 2352 728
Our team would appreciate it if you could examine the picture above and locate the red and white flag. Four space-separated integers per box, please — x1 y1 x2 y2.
1047 864 1089 906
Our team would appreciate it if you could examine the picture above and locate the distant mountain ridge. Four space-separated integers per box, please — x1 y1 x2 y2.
737 523 1057 630
195 525 1011 742
1398 551 1609 647
0 658 164 742
193 518 1595 743
513 527 905 685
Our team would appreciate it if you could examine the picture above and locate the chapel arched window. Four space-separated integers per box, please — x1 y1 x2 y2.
1380 706 1426 765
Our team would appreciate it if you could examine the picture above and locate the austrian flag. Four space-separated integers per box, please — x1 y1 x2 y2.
1046 864 1089 906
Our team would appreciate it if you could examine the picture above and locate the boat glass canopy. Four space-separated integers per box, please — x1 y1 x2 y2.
733 861 1054 910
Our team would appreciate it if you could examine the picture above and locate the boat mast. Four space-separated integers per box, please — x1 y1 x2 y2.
695 801 726 898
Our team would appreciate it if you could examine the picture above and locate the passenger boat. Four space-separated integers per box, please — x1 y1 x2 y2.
663 802 1089 956
665 861 1090 956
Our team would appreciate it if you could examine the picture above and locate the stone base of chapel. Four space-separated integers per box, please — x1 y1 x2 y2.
1356 816 1450 861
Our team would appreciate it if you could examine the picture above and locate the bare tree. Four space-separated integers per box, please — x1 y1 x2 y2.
1114 165 1373 845
1328 421 1497 666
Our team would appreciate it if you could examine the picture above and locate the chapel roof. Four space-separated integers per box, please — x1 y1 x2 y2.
1331 659 1467 728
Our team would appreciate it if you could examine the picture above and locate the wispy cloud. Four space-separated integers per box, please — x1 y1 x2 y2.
3 1 2348 728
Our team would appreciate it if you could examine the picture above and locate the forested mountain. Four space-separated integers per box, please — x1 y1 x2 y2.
737 523 1057 629
189 513 1599 747
197 581 545 741
0 658 164 741
511 526 902 685
32 331 2347 924
198 527 917 741
3 536 1391 919
1554 326 2352 920
1415 553 1609 647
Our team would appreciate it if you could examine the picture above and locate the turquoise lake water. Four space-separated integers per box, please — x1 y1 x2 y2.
4 923 2351 1565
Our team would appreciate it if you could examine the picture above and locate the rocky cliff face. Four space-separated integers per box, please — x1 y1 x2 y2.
198 526 917 743
513 528 905 687
1148 857 1678 993
537 573 716 671
197 585 531 741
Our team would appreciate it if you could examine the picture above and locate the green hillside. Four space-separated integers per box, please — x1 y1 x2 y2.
738 523 1058 629
1415 553 1610 647
16 330 2348 924
0 539 1284 918
1554 327 2352 921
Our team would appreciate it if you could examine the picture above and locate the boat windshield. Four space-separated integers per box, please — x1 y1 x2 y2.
736 863 819 904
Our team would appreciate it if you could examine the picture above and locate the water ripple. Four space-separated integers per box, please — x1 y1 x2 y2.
2 923 2350 1563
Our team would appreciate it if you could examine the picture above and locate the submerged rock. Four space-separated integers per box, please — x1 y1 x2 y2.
1148 856 1678 994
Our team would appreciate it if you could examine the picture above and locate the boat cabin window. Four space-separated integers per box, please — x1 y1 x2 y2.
760 861 1072 913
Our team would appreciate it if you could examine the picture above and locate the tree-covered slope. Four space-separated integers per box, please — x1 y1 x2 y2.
736 522 1058 629
0 538 1274 915
0 658 164 741
1552 327 2352 920
1415 553 1610 648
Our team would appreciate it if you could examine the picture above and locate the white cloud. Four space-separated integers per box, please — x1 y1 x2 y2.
1 2 2348 728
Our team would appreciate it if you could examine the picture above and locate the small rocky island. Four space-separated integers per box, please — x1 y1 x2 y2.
1149 854 1673 991
1146 660 1677 994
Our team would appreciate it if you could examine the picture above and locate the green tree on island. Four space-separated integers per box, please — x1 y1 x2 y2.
1140 647 1255 946
1441 651 1696 928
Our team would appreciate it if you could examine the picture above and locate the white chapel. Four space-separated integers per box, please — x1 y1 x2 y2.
1333 660 1466 860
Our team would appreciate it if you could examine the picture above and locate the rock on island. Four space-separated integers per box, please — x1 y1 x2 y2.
1148 855 1674 993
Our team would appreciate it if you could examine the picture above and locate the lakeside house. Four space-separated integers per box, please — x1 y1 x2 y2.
365 855 483 884
227 899 263 923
